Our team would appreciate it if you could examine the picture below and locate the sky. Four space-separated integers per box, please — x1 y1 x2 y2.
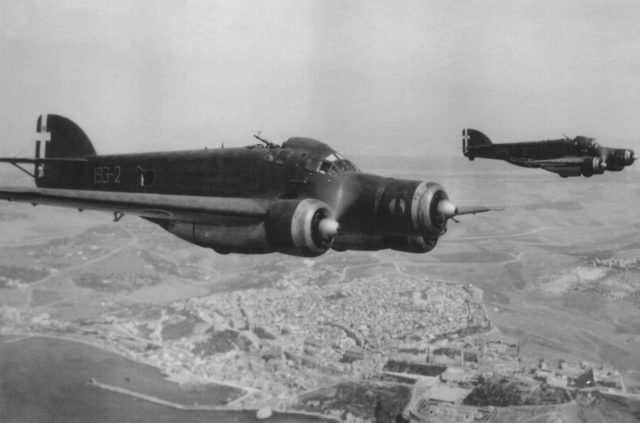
1 0 640 158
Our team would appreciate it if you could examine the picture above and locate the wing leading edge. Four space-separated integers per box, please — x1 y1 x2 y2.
529 157 585 167
528 157 588 176
0 186 270 225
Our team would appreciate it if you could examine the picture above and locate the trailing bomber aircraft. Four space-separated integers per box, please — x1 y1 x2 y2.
0 114 493 257
462 128 637 177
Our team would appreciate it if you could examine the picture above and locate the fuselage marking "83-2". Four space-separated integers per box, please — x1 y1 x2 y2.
94 166 121 184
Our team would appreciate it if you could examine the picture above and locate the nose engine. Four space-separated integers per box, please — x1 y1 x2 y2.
372 179 457 238
606 148 637 171
413 182 454 237
330 179 460 253
625 149 637 166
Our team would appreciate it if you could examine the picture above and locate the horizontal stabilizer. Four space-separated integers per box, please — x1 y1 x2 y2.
0 157 88 164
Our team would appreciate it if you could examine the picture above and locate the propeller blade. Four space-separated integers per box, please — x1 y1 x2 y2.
437 199 500 219
455 205 502 215
324 174 361 221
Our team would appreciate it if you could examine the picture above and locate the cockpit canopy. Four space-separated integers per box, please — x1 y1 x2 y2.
253 136 358 175
284 137 359 176
575 136 599 151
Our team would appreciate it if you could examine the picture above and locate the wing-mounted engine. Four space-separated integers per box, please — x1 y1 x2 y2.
264 199 338 256
581 157 606 177
162 199 338 257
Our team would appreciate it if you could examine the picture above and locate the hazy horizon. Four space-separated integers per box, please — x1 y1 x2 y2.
2 0 640 159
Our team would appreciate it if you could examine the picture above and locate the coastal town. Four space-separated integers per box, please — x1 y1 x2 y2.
1 258 638 422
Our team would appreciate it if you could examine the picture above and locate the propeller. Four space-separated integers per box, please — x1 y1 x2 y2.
437 199 458 218
600 158 608 170
437 199 495 219
437 199 498 223
316 176 361 241
318 217 339 241
315 173 360 225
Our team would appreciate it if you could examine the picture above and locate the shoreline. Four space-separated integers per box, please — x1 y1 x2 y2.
89 378 337 420
89 378 230 411
0 333 337 421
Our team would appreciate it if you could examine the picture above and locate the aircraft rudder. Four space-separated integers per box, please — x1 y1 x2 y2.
464 129 492 147
38 114 96 158
33 114 97 189
462 129 492 160
462 129 469 156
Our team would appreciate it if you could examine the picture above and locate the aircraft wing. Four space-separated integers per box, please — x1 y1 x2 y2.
0 186 270 224
528 157 585 167
527 157 588 176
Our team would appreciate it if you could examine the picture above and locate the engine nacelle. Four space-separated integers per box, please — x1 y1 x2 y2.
162 199 337 257
606 148 634 171
265 199 336 256
581 157 605 177
373 179 450 238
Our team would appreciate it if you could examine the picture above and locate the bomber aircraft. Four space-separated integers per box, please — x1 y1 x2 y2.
462 128 637 177
0 114 493 257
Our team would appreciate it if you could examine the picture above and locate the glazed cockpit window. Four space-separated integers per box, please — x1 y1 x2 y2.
304 151 358 175
576 137 599 152
322 159 358 175
305 158 321 172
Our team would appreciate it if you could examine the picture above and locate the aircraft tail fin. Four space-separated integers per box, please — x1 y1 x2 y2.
0 114 93 182
33 115 96 188
37 114 96 159
462 129 492 159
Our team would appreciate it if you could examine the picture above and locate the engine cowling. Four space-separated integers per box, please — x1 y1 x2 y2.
161 199 337 257
265 199 337 256
581 157 605 177
329 174 453 253
605 148 635 171
372 179 451 238
412 182 451 236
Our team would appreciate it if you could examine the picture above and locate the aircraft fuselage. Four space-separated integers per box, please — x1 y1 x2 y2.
462 129 636 177
0 115 490 257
